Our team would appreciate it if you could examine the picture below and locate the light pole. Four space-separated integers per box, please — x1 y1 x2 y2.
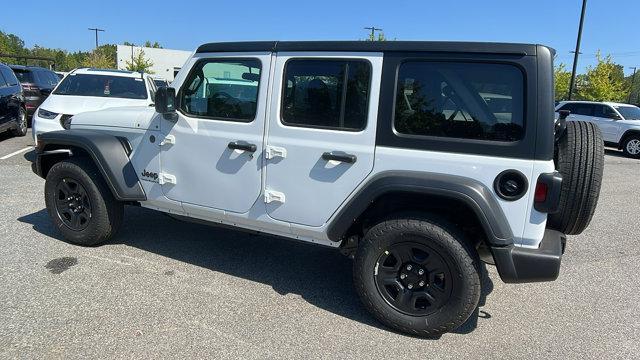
568 0 587 100
88 28 105 49
628 67 637 104
364 26 383 41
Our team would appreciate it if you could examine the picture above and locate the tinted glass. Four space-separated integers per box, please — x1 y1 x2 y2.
615 105 640 120
180 59 261 121
0 67 18 86
53 74 148 99
395 62 524 141
563 103 593 116
0 72 7 87
593 104 620 119
282 60 371 130
12 69 34 83
154 79 167 88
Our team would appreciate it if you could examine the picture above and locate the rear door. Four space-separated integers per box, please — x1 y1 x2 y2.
592 104 621 142
159 53 271 214
264 53 382 226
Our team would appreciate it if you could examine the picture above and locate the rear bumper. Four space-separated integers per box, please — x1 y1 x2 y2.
491 229 565 283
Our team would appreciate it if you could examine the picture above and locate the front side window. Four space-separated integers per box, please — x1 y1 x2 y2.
53 74 148 99
394 61 525 142
180 59 261 122
615 105 640 120
281 59 371 131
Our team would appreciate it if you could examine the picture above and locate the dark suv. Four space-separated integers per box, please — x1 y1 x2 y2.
8 65 59 120
0 63 27 137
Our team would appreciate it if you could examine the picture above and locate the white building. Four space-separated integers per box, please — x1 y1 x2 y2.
116 45 192 81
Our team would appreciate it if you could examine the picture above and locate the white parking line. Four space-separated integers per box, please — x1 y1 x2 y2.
0 146 33 160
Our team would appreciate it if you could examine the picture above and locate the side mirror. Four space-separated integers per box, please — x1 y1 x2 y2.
611 113 623 120
155 87 176 114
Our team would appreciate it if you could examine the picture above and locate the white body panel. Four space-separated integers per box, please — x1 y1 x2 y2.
264 52 383 226
158 52 273 214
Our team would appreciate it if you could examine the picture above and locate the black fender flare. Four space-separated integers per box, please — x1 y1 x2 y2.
34 129 146 202
326 171 514 246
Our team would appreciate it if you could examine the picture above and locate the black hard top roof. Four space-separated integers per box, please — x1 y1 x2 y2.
196 41 543 56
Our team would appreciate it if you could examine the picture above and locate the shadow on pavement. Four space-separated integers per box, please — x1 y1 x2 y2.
19 205 493 336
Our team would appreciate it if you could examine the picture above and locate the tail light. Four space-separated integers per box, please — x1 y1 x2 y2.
534 172 562 213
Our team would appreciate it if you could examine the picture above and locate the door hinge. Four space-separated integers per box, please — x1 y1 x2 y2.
160 134 176 146
158 172 177 185
264 189 286 204
265 145 287 160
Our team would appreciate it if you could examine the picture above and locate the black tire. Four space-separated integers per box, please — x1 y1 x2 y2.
353 217 481 337
9 107 27 137
44 157 123 246
621 134 640 159
548 121 604 235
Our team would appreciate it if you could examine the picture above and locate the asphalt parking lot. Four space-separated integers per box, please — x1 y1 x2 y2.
0 130 638 359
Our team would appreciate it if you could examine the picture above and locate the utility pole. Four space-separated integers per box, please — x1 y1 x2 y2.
364 26 383 41
568 0 587 100
88 28 105 49
628 67 637 104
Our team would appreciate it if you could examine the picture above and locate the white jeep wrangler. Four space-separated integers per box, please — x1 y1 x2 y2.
32 41 604 337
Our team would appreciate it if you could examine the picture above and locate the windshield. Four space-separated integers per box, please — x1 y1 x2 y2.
53 74 148 99
615 105 640 120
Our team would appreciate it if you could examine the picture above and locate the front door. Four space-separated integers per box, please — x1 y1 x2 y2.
264 53 383 227
592 104 621 142
159 53 272 213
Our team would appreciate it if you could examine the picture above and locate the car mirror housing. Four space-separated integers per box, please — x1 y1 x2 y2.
155 87 176 114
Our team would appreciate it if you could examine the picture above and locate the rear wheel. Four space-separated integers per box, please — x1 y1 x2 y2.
353 217 481 337
10 108 27 137
45 157 123 246
548 121 604 235
622 134 640 159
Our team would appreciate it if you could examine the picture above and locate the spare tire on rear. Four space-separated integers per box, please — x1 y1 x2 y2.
548 121 604 235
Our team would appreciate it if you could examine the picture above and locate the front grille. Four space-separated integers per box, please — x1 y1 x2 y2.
60 114 73 130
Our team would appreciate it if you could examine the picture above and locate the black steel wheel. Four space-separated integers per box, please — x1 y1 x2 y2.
45 157 123 246
353 217 481 337
54 177 92 231
374 241 453 316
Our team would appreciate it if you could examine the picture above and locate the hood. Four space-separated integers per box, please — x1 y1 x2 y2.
38 94 151 115
71 106 158 130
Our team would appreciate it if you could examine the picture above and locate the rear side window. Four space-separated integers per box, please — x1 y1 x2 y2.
12 69 34 83
281 59 371 131
53 74 148 99
0 71 7 87
180 59 261 122
394 61 525 142
559 103 593 116
0 67 18 86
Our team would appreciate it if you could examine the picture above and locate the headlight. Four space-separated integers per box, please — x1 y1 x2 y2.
38 108 59 119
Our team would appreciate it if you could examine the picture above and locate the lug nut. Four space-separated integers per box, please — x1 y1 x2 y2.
419 281 425 287
418 269 424 275
406 265 412 271
407 284 413 289
400 273 407 279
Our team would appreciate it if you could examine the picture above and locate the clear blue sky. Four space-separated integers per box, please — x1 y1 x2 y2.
2 0 639 74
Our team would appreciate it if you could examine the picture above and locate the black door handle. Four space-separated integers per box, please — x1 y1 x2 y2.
322 152 357 164
228 141 257 152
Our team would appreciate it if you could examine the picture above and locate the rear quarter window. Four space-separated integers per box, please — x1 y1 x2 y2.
394 61 525 142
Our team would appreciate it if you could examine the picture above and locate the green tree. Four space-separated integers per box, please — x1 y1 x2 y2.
82 50 113 69
125 49 154 73
554 63 572 101
366 32 387 41
143 41 162 48
578 51 628 102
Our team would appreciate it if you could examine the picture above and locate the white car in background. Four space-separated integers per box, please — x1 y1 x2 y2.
33 68 157 142
556 101 640 158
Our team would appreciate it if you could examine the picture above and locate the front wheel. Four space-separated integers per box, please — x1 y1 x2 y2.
45 157 123 246
353 217 481 337
622 135 640 159
10 108 27 137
